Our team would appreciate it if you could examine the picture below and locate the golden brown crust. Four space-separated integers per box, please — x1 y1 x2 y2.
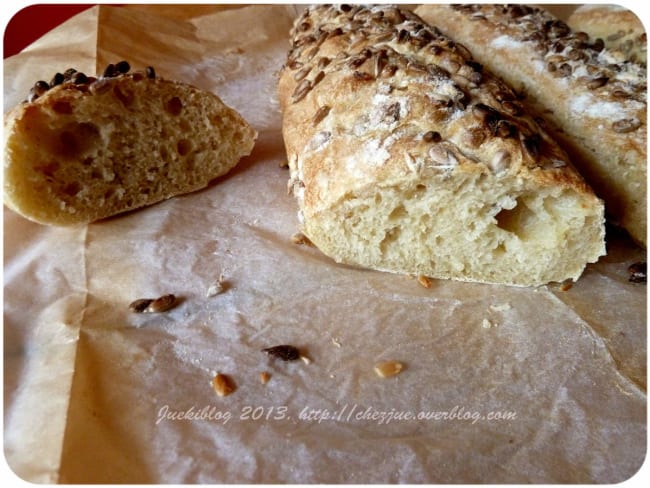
416 4 647 246
279 5 594 216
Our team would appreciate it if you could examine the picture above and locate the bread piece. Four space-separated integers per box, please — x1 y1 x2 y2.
568 4 646 66
416 4 647 247
278 5 605 287
4 62 257 225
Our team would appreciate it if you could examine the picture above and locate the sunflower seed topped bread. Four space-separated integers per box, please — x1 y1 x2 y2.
4 62 257 225
278 5 605 287
416 4 647 247
568 4 646 66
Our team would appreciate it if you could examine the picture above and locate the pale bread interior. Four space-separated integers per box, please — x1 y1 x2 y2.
304 172 604 286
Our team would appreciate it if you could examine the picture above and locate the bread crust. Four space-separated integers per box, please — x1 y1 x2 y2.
416 4 647 247
4 66 257 225
278 5 605 286
568 4 646 65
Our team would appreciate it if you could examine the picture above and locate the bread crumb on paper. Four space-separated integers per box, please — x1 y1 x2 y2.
417 275 433 288
482 318 498 329
259 371 271 385
206 273 227 297
489 303 511 312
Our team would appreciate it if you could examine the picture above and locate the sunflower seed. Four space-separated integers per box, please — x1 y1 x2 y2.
417 275 432 288
374 360 404 378
292 78 312 102
374 50 388 78
212 373 235 397
146 294 177 313
259 371 271 385
262 345 301 361
129 298 153 313
423 131 442 143
612 118 641 133
312 105 331 126
293 66 312 81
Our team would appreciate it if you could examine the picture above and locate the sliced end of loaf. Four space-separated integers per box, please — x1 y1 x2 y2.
4 71 257 225
303 172 605 287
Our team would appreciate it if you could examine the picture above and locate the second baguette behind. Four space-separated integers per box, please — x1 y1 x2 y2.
416 4 647 246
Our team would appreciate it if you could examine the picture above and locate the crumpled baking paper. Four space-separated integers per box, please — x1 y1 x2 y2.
2 4 646 483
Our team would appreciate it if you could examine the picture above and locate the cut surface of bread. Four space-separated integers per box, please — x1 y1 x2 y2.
416 4 647 247
279 5 606 287
4 63 257 225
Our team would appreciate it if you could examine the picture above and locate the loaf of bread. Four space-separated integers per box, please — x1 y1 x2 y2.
568 4 646 66
3 62 257 225
278 5 605 287
416 5 647 247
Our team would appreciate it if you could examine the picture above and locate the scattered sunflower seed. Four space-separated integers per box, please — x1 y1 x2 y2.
374 360 404 378
206 282 224 297
212 373 235 397
207 274 226 297
291 232 313 246
262 345 301 361
300 354 312 365
146 294 177 313
128 294 177 313
129 298 153 313
259 371 271 385
417 275 432 288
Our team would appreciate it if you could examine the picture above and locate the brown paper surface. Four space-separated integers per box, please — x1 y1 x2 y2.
2 4 647 483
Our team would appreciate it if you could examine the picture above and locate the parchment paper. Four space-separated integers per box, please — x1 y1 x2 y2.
3 4 647 483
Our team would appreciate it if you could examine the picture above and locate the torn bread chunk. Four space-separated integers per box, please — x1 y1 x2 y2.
4 62 257 225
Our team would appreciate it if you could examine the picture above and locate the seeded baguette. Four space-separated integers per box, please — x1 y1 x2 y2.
416 4 647 247
4 63 257 225
278 5 605 287
568 4 647 66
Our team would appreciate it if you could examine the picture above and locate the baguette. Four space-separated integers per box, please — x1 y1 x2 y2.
416 4 647 247
4 62 257 225
278 5 605 287
568 4 646 66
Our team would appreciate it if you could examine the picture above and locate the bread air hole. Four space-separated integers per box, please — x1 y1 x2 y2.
495 197 533 237
495 195 557 243
177 139 192 156
57 122 100 159
166 96 183 116
53 100 73 114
